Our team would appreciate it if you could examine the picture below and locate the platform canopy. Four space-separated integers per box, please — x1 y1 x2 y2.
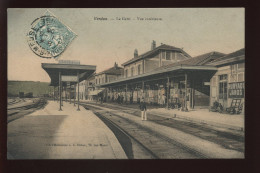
42 63 96 86
98 64 217 87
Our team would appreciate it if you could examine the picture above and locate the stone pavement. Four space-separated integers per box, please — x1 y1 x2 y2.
7 100 127 159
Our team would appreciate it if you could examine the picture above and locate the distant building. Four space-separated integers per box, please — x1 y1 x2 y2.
84 73 96 100
95 62 123 85
82 62 123 101
206 48 245 111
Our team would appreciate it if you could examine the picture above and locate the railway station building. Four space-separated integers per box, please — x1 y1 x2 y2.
94 41 228 110
206 48 245 112
78 41 244 113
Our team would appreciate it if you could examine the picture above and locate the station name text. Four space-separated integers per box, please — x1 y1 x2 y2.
93 17 162 21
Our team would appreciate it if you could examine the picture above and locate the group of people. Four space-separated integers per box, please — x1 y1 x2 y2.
116 95 124 104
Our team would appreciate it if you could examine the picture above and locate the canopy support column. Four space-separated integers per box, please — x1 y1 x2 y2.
77 71 80 111
61 84 63 106
191 75 194 109
65 84 67 102
74 85 76 106
167 76 170 109
106 88 108 102
69 83 71 104
53 86 55 101
59 72 62 111
142 81 144 100
184 73 188 111
125 84 127 103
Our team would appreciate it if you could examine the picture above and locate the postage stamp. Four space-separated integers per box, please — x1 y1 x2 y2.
27 10 77 59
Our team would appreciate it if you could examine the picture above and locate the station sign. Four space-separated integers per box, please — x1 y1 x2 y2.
204 82 210 86
61 75 78 82
58 60 80 65
228 82 245 98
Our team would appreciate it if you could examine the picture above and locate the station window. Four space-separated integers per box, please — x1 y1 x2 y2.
125 69 128 77
138 65 141 75
230 74 237 83
231 64 237 74
238 73 244 82
219 74 227 80
237 63 245 72
219 74 228 99
99 78 100 84
166 51 171 60
230 63 245 82
131 67 134 76
161 51 166 59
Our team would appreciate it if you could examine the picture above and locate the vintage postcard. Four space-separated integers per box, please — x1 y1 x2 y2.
7 8 244 159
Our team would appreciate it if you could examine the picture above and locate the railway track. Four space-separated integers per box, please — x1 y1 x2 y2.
82 103 209 159
7 98 47 123
81 102 244 153
8 98 22 105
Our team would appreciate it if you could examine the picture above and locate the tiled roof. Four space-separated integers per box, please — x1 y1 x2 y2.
96 66 123 76
122 44 192 66
86 72 96 80
207 48 245 64
154 51 225 71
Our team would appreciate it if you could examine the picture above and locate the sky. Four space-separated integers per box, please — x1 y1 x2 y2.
8 8 244 82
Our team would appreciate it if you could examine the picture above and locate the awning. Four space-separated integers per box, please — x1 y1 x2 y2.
88 89 104 96
42 63 96 86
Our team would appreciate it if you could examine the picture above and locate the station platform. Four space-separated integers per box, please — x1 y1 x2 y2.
80 101 244 158
7 100 127 159
83 100 244 132
148 108 244 131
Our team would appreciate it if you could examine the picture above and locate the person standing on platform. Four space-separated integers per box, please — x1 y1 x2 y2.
139 98 147 121
121 95 124 104
162 94 166 106
117 94 121 104
130 94 133 104
100 93 103 104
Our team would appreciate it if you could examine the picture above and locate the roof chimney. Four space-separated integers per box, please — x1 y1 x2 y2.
114 62 118 68
151 40 156 50
134 49 138 58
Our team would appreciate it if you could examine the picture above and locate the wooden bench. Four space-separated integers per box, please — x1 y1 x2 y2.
226 99 243 114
